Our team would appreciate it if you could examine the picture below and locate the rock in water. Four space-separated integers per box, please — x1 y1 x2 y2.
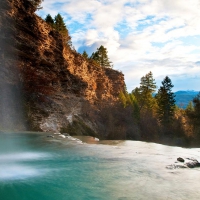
47 135 54 138
167 158 200 169
177 157 185 162
185 158 200 168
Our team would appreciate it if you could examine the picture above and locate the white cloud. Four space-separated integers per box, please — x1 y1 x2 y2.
38 0 200 91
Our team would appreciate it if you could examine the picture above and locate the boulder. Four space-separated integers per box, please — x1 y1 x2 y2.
167 157 200 169
185 158 200 168
47 135 54 138
177 157 184 162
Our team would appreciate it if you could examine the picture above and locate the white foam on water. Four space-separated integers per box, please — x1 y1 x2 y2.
0 152 50 161
94 137 99 141
66 136 77 141
0 165 42 180
0 152 51 181
58 134 66 138
54 132 61 135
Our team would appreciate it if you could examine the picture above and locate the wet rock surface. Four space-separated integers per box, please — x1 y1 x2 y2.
167 157 200 169
185 158 200 168
177 157 184 162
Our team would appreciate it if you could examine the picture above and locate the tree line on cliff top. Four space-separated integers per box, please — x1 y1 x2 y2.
32 1 112 69
45 13 112 68
45 14 72 46
82 46 113 68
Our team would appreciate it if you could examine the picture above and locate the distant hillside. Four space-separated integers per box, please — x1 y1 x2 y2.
174 91 199 108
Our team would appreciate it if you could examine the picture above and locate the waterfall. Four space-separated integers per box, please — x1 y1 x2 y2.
0 0 26 130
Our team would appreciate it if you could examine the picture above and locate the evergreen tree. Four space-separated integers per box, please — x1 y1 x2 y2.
45 14 54 27
156 76 176 125
192 93 200 136
186 101 194 112
119 90 140 121
185 93 200 139
193 93 200 116
187 93 200 126
90 52 99 62
132 71 157 111
119 91 127 108
54 14 66 32
129 93 140 121
54 14 71 43
82 50 89 59
90 45 112 68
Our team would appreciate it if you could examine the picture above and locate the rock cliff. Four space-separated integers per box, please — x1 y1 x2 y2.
0 0 125 137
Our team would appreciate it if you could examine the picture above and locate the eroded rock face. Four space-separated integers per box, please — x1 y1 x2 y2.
0 0 125 134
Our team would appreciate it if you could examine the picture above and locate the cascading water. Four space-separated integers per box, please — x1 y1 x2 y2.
0 83 25 130
0 0 26 130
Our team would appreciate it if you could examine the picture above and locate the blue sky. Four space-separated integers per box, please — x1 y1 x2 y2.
38 0 200 92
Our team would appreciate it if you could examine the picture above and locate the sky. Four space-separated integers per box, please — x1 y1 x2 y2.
38 0 200 92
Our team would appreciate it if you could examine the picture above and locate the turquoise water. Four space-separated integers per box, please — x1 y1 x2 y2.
0 132 200 200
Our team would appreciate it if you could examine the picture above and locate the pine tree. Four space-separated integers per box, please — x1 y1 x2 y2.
191 93 200 137
119 91 127 108
156 76 176 125
186 101 194 112
90 45 112 68
193 93 200 116
129 93 140 121
54 14 66 32
82 50 89 59
54 14 71 43
187 93 200 126
90 52 99 62
45 14 54 28
132 71 157 111
184 92 200 140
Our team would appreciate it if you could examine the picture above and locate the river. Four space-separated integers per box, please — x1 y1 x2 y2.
0 132 200 200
